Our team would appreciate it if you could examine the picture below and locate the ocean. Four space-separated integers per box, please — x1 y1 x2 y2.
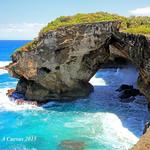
0 40 150 150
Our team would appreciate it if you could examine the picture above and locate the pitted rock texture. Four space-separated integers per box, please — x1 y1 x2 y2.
8 21 150 102
131 127 150 150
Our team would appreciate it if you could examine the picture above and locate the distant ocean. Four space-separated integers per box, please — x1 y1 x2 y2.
0 40 30 61
0 40 150 150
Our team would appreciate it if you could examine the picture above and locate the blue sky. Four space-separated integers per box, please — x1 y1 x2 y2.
0 0 150 39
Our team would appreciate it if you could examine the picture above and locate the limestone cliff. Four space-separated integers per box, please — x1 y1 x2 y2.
8 21 150 103
131 127 150 150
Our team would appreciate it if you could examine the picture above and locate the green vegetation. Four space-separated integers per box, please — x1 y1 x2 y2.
15 40 38 52
124 25 150 35
41 12 150 35
41 12 128 33
123 16 150 35
17 12 150 52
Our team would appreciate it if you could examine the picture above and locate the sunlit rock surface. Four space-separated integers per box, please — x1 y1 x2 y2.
131 127 150 150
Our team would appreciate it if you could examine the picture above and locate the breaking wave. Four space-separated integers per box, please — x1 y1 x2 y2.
0 61 11 75
0 64 150 149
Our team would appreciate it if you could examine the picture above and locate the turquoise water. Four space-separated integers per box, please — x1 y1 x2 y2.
0 41 150 150
0 40 30 61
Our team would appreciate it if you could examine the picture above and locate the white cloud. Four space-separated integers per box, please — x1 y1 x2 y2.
129 7 150 16
0 23 46 40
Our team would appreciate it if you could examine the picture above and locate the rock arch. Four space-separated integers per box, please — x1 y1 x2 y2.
8 21 150 102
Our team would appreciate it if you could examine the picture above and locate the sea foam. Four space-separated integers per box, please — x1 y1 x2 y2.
0 61 11 67
0 88 40 111
0 61 11 75
0 64 150 149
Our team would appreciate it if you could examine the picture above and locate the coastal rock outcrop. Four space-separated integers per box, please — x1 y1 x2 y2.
116 84 142 102
8 21 150 102
131 127 150 150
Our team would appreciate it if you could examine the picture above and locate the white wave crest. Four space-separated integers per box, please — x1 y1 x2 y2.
0 61 11 75
89 75 107 86
0 61 11 67
0 88 41 111
0 70 7 75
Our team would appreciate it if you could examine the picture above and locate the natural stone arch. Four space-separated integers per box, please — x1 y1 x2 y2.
8 21 150 102
110 32 150 100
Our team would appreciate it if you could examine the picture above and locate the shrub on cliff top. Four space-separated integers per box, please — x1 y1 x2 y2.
15 40 38 52
124 25 150 35
16 12 150 52
41 12 127 33
40 12 150 35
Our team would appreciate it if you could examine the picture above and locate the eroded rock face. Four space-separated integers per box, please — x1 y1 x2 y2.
131 127 150 150
8 21 150 102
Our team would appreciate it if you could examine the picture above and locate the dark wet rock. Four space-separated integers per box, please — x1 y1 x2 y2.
7 21 150 102
143 121 150 134
7 89 25 100
119 89 141 98
118 88 141 101
116 84 143 102
11 92 25 99
59 140 84 150
116 84 133 92
148 103 150 112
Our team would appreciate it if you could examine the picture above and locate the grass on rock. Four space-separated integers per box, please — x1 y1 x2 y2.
16 12 150 52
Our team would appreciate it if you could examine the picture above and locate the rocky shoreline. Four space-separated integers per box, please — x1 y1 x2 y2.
6 21 150 149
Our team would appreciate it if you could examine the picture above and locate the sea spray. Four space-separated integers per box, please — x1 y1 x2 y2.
0 66 40 111
115 65 139 85
0 61 11 75
0 61 11 67
0 88 41 111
